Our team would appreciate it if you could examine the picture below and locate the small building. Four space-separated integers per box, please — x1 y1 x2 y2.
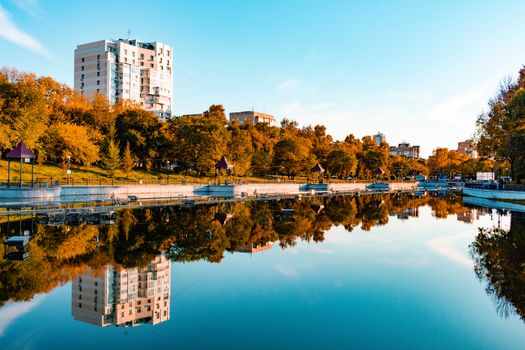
457 139 478 158
229 111 276 127
390 142 420 159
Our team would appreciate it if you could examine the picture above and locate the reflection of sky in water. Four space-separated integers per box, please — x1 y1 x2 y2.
0 206 523 350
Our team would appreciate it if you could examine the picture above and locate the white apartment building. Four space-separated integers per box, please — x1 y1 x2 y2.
74 39 173 120
72 255 171 327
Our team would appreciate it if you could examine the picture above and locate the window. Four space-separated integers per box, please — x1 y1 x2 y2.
132 52 135 57
149 55 154 61
97 80 100 85
97 89 100 93
78 295 82 300
133 60 135 64
121 312 124 317
129 310 132 315
125 58 127 63
81 57 85 62
167 50 170 57
79 303 82 308
140 53 144 59
81 74 84 80
97 72 100 77
150 63 154 68
97 54 100 60
81 66 84 71
159 57 162 63
97 63 100 70
80 83 84 89
140 62 144 66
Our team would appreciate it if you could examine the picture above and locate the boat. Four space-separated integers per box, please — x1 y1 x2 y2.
366 182 390 192
417 180 449 190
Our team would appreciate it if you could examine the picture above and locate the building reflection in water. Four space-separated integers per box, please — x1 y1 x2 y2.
237 242 274 254
457 208 481 223
389 207 419 220
72 255 171 327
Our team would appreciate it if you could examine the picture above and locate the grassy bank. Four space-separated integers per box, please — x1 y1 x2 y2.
0 159 281 185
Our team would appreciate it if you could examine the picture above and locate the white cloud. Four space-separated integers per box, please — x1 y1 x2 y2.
275 264 299 278
0 5 50 58
9 0 43 19
277 78 301 92
426 83 492 128
0 297 44 336
384 90 431 102
426 231 475 268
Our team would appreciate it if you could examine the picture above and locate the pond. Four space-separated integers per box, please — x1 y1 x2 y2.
0 193 524 349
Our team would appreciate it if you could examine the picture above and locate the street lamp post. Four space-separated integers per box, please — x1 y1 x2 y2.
167 160 170 184
67 156 71 185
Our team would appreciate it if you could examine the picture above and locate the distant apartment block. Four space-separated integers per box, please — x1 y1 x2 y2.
373 132 386 146
72 255 171 327
74 39 173 120
229 111 276 126
457 139 478 158
390 142 420 159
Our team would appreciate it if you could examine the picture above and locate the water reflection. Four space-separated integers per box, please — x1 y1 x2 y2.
72 255 170 327
471 211 525 320
0 193 480 320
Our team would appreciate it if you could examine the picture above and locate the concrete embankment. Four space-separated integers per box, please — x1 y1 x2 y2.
463 187 525 201
0 181 417 202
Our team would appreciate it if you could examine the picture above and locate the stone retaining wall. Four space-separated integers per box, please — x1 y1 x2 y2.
0 187 60 200
0 182 419 202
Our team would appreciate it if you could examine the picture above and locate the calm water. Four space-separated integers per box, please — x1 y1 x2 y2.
1 194 524 349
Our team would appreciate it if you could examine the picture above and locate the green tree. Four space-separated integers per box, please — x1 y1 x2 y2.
122 141 134 175
273 137 312 179
477 68 525 183
227 123 253 176
102 138 121 178
326 149 357 178
115 109 167 170
168 106 229 176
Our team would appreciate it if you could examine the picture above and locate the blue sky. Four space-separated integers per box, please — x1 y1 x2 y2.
1 0 525 157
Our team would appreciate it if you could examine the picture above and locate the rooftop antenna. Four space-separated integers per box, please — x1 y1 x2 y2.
127 29 131 41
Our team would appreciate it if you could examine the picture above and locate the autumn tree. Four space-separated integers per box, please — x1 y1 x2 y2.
0 68 49 152
42 122 99 165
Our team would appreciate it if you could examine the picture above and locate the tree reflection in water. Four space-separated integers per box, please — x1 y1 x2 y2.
0 193 468 309
471 211 525 320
